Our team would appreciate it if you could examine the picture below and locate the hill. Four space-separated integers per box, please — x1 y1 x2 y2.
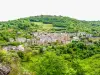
0 15 100 33
0 15 100 75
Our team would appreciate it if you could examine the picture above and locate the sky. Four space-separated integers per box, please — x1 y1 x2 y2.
0 0 100 21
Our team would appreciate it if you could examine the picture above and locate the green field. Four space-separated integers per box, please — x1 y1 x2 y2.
33 22 67 32
33 22 53 31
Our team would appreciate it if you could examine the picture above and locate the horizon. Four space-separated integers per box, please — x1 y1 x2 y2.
0 15 100 22
0 0 100 21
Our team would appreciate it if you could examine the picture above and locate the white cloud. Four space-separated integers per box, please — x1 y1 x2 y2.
0 0 100 21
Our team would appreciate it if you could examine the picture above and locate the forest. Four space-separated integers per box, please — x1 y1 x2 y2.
0 15 100 75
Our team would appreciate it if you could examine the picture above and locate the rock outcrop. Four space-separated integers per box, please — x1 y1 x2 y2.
3 45 24 51
0 64 10 75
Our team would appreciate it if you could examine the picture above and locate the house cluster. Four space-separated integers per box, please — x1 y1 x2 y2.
3 32 94 51
8 32 71 45
31 32 71 44
3 32 71 51
68 32 92 38
68 32 93 41
9 32 93 45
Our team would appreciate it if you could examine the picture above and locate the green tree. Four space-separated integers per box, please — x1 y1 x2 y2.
35 52 67 75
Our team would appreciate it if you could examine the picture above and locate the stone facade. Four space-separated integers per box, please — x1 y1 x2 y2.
9 32 71 45
32 32 71 44
8 32 93 45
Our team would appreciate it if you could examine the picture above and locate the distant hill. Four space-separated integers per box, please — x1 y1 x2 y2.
0 15 100 32
0 15 100 45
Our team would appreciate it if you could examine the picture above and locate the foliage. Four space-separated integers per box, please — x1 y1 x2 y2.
34 52 67 75
0 15 100 75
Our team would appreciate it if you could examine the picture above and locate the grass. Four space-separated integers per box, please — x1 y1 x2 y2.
33 22 53 31
89 37 100 42
33 22 67 32
43 24 53 30
33 22 43 25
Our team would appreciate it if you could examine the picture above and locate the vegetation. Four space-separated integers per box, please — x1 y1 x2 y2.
0 41 100 75
0 15 100 75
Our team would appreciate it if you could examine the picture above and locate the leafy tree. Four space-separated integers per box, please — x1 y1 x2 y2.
35 52 67 75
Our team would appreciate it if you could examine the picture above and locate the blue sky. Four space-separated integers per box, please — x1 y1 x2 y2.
0 0 100 21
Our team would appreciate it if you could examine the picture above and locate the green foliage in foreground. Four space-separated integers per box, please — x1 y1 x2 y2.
80 54 100 75
0 41 100 75
34 52 67 75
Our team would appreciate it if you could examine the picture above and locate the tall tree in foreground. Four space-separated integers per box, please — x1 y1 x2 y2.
35 52 67 75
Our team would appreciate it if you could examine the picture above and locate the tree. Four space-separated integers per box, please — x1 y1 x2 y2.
35 52 67 75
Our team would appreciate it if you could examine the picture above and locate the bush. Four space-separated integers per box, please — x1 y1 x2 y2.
0 50 7 62
8 42 21 46
34 52 67 75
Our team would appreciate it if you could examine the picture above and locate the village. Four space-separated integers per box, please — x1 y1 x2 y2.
2 32 98 51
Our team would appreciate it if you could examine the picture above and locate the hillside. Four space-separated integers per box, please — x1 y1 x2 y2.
0 15 100 33
0 15 100 75
0 15 100 44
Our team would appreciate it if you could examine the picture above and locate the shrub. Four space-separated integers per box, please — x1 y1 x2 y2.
34 52 67 75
